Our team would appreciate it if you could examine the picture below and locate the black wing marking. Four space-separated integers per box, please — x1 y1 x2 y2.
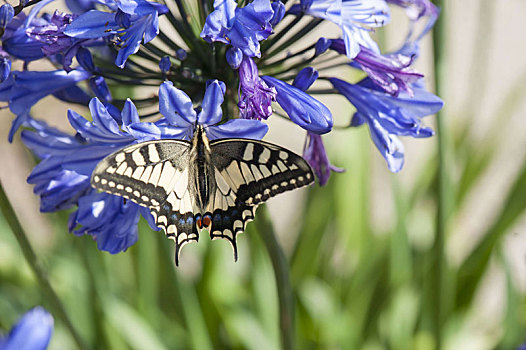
91 139 200 264
210 139 315 206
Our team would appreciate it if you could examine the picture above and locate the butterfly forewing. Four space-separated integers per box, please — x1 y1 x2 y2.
210 139 315 206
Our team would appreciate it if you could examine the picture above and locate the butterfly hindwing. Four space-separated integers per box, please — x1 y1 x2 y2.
210 139 315 206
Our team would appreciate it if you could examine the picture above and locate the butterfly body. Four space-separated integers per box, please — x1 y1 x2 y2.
91 126 314 264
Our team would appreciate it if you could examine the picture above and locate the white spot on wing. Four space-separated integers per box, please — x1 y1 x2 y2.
259 165 271 177
172 169 189 199
140 166 153 183
240 161 255 183
116 162 128 175
149 163 163 186
132 166 144 180
132 149 146 166
115 152 125 163
251 164 263 181
225 162 244 190
148 144 160 162
259 147 271 163
243 143 254 161
215 168 231 195
157 162 175 189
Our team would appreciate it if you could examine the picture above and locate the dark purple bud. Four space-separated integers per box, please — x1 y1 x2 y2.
315 37 331 56
238 56 276 120
329 38 346 55
76 47 96 72
0 56 11 83
89 76 112 103
175 48 187 61
0 4 14 29
159 56 171 73
115 9 131 28
303 132 344 186
270 1 285 26
226 47 243 69
292 67 318 91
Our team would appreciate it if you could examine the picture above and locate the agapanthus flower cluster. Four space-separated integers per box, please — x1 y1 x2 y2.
1 0 442 253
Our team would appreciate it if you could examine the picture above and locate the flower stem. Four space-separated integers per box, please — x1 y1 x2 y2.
0 182 89 350
432 0 452 348
254 205 294 350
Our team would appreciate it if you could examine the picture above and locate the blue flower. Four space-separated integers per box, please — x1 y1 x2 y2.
292 67 343 185
386 0 439 42
200 0 275 58
159 79 269 140
21 97 161 253
22 80 267 254
25 10 83 71
1 68 90 115
238 56 276 120
64 0 169 67
0 307 53 350
329 39 423 96
261 75 333 134
1 4 48 62
289 0 391 59
159 55 171 73
330 78 444 172
0 4 14 32
330 77 443 172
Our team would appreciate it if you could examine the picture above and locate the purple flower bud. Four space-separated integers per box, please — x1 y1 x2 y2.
226 47 243 69
175 48 187 61
314 37 331 56
292 67 318 91
0 4 14 29
76 47 95 72
238 56 276 120
270 1 285 27
159 56 171 73
303 132 344 186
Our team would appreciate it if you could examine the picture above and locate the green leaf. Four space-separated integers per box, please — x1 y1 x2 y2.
104 297 172 350
456 160 526 308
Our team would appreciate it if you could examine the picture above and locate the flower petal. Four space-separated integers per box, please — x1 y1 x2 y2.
158 81 196 127
261 76 332 134
198 80 225 126
206 119 268 140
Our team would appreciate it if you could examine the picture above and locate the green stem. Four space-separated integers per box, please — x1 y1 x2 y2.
0 182 89 350
432 0 451 348
254 206 294 350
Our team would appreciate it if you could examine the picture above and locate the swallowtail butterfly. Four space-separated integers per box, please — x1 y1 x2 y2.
91 125 314 264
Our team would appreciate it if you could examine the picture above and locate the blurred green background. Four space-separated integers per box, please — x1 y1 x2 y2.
1 0 526 349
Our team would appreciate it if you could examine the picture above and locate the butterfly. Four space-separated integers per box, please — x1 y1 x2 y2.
90 125 314 264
